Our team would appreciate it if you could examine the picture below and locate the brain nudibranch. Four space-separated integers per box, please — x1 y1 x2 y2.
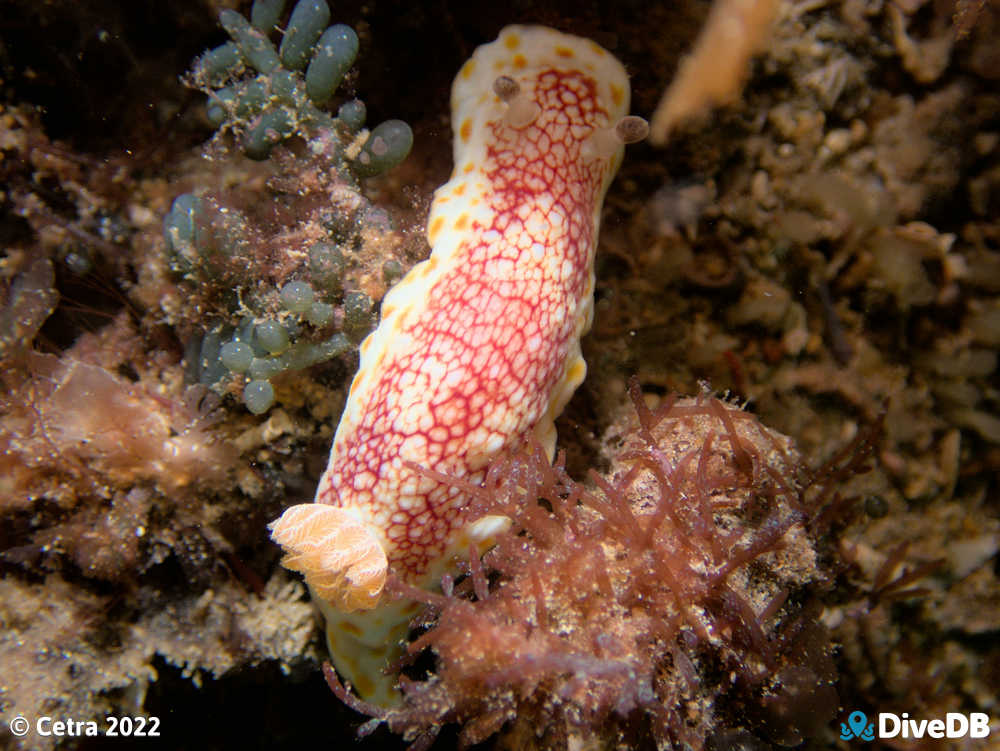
269 25 644 705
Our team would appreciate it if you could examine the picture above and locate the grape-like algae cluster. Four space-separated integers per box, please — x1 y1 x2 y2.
192 0 411 167
164 0 413 414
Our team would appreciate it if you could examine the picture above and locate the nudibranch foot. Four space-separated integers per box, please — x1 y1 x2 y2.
315 596 419 706
310 510 510 707
268 503 387 612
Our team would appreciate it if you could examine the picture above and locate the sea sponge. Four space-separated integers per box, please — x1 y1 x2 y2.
7 348 235 498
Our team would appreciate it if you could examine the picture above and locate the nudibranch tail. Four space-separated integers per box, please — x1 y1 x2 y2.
270 24 641 707
268 504 387 611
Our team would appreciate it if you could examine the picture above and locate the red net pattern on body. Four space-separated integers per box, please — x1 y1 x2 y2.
317 69 612 578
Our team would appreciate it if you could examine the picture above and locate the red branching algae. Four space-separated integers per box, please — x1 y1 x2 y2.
338 382 845 749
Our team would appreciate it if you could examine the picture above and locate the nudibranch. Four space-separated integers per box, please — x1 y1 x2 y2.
270 25 644 705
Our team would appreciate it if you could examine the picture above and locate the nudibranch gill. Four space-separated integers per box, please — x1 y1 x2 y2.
269 24 644 705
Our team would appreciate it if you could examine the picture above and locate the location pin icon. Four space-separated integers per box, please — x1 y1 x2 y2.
848 711 868 737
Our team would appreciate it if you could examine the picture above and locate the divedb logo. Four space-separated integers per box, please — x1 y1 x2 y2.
840 710 992 741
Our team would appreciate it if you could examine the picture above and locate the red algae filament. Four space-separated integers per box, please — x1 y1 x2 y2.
333 383 854 749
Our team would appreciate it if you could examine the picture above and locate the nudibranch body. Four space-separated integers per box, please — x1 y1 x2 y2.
270 24 635 705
